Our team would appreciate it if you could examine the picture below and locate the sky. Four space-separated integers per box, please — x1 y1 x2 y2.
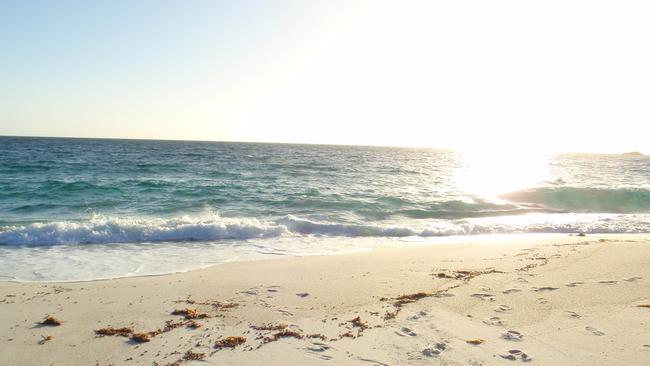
1 0 649 154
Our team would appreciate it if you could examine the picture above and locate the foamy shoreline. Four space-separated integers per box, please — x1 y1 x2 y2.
1 233 649 365
0 233 580 283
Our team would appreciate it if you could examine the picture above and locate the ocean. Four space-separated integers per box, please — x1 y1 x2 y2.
1 136 649 281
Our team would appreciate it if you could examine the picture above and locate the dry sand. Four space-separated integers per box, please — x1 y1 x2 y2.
1 234 649 365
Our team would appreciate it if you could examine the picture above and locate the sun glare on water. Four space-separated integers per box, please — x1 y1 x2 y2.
456 148 551 202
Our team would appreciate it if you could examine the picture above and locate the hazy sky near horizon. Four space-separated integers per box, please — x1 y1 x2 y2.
1 0 649 154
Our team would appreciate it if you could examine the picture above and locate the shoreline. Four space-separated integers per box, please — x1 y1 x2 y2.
1 233 649 365
0 232 618 284
4 212 650 282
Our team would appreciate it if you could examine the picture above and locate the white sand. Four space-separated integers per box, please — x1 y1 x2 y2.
1 234 649 365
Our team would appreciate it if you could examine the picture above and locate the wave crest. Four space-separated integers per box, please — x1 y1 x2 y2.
500 187 650 212
0 215 288 246
2 213 650 246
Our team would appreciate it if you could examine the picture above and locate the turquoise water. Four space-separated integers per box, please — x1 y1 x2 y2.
1 136 649 281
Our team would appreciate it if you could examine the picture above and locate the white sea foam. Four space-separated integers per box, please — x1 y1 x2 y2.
0 214 288 246
280 215 418 237
1 213 650 247
2 213 650 281
0 236 370 282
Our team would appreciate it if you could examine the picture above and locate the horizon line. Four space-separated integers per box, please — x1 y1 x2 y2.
0 133 644 156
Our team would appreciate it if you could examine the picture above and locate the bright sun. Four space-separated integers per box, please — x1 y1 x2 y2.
456 148 551 201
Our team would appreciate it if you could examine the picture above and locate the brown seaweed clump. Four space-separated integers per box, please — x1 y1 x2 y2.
434 269 504 281
215 336 247 349
95 327 134 337
186 320 202 329
251 323 287 331
96 318 202 345
214 336 246 349
349 316 369 330
306 333 327 340
183 350 205 361
40 316 63 326
171 308 210 319
145 319 201 338
383 311 398 320
392 292 431 307
130 333 151 343
165 349 208 366
338 331 355 339
211 301 239 309
263 329 303 343
466 339 485 345
161 320 189 333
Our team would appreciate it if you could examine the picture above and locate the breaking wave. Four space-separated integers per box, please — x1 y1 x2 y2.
2 213 650 246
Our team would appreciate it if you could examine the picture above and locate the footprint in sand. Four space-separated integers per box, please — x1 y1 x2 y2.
495 304 512 313
422 342 447 357
502 330 523 341
483 316 505 326
565 282 584 287
407 311 428 320
502 289 522 294
623 276 642 282
585 326 605 336
395 327 417 337
266 285 282 293
531 286 559 292
432 292 455 298
277 309 294 316
565 311 581 318
499 349 532 362
471 293 495 301
307 343 330 352
358 357 388 366
598 280 617 285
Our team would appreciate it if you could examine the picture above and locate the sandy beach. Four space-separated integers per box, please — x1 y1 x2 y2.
1 234 649 365
4 0 650 364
